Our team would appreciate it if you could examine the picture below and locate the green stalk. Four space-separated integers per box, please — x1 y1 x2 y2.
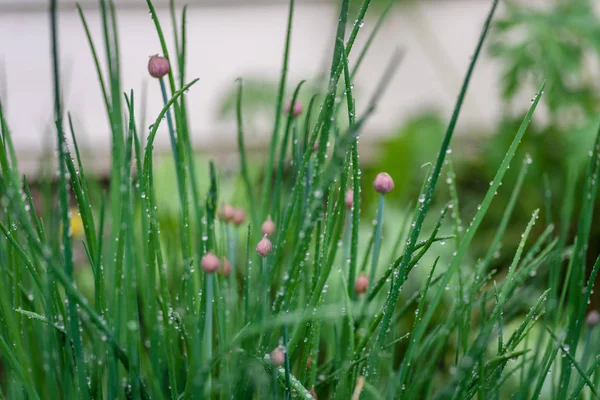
159 79 181 168
272 81 306 220
559 121 600 396
122 91 142 398
236 80 257 229
260 0 296 221
244 225 251 326
102 0 125 269
342 44 361 300
204 273 214 396
283 326 292 400
351 0 394 79
395 257 440 392
50 1 89 397
369 194 385 287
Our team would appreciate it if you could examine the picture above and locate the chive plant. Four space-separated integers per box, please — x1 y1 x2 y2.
2 0 600 399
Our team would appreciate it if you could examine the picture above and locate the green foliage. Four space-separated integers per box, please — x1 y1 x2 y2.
489 0 600 118
217 77 280 122
3 0 600 399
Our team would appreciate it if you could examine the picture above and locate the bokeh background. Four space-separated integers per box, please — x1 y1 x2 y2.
1 0 515 172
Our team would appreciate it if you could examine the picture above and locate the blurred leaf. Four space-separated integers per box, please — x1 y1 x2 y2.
216 76 337 128
217 77 279 121
489 0 600 118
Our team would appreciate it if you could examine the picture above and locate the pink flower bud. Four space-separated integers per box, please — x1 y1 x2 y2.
201 252 220 273
354 275 369 295
218 203 234 223
587 310 600 328
284 99 303 117
261 215 276 236
373 172 394 194
270 347 285 366
345 189 354 209
312 142 319 153
232 208 246 226
257 235 273 257
219 258 232 277
148 55 170 78
310 387 317 399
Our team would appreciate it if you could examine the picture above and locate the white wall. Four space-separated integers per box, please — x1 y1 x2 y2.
0 0 507 174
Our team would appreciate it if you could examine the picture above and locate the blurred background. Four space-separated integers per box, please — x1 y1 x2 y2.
1 0 515 174
2 0 600 286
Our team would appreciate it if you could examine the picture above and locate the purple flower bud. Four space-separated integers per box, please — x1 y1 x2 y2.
218 258 232 277
270 347 285 366
345 189 354 209
354 275 369 295
232 208 246 226
201 252 220 273
257 235 273 257
284 99 303 117
373 172 394 194
218 203 234 223
148 55 170 79
587 310 600 328
261 215 276 237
